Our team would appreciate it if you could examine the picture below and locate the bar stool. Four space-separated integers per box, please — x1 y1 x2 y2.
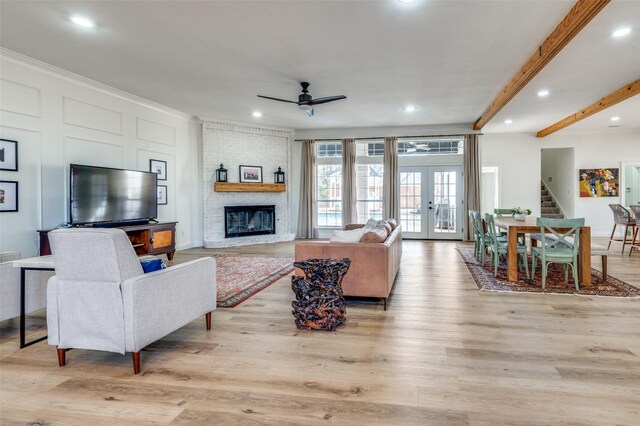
629 205 640 257
607 204 637 255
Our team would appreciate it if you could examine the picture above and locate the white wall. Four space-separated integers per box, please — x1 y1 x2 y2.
541 147 574 217
0 51 201 257
202 121 295 247
481 130 640 236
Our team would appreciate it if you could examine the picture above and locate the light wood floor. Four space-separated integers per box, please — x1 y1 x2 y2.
1 239 639 425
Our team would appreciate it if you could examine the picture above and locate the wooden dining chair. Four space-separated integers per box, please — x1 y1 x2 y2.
484 213 529 279
607 204 636 255
532 218 584 290
629 205 640 257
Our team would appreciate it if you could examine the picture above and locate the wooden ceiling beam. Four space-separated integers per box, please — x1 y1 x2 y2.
536 79 640 137
473 0 610 131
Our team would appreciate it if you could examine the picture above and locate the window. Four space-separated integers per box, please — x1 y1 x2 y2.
316 142 342 228
481 166 500 215
398 137 464 156
355 140 384 223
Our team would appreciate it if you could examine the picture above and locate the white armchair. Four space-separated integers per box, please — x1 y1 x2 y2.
47 228 216 374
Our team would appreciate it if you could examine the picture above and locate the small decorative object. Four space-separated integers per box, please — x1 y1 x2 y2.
239 165 262 183
579 168 619 197
0 139 18 171
291 258 351 331
0 180 18 212
274 167 285 184
511 207 531 221
157 185 167 205
149 159 167 180
215 163 228 182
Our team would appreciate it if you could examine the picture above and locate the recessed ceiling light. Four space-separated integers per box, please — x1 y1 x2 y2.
252 111 262 118
612 27 631 38
537 90 550 97
610 116 620 122
70 15 95 28
404 105 416 112
504 119 513 124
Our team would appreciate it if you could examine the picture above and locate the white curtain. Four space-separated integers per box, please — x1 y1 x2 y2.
383 136 399 220
296 140 317 238
463 134 481 241
341 138 357 227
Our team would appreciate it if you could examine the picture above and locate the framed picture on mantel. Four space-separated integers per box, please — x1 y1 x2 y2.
239 165 263 183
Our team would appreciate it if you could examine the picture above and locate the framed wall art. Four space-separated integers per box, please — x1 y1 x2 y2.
150 159 167 180
0 139 18 171
239 165 263 183
0 180 18 212
157 185 167 205
579 168 619 197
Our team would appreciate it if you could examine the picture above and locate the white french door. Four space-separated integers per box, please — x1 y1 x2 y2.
399 166 463 239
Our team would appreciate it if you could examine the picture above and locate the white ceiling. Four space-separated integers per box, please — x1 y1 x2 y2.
1 0 638 134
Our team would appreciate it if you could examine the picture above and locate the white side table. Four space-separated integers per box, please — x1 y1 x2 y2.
13 256 54 348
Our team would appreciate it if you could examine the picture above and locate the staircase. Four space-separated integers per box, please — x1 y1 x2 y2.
541 182 564 219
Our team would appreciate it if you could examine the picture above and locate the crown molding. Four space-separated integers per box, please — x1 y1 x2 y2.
0 48 197 122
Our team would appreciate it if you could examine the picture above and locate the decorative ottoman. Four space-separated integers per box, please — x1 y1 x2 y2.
291 258 351 331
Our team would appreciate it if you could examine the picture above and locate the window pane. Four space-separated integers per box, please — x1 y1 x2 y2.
317 164 342 227
432 171 458 233
355 141 384 157
400 172 422 232
316 142 342 158
355 164 384 223
398 138 464 156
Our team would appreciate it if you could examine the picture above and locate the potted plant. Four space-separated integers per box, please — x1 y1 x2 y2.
511 207 531 221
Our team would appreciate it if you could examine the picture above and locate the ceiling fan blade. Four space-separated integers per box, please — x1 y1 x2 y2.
257 95 298 104
309 95 347 105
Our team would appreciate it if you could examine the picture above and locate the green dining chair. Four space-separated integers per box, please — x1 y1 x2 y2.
531 217 584 290
494 208 514 217
484 213 529 279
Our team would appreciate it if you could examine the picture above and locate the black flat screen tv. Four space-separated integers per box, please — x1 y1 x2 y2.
70 164 158 225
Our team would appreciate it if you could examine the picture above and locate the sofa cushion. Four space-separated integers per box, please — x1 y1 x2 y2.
330 227 366 243
386 218 398 230
360 226 388 243
364 218 378 229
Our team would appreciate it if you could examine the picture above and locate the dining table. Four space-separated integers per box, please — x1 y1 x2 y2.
494 216 591 285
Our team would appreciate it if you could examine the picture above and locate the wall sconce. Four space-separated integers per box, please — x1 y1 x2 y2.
274 167 285 184
215 164 228 182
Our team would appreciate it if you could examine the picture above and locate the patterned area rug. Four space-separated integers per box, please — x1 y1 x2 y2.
456 247 639 297
215 256 294 308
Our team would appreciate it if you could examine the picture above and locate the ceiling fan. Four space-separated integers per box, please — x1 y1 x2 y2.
257 82 346 116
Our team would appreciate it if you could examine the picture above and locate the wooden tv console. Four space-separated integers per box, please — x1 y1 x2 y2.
38 222 178 260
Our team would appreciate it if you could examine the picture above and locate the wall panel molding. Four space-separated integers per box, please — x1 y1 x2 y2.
136 117 176 146
0 78 42 118
63 97 123 135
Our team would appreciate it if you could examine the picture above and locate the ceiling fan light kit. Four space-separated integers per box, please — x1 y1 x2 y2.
258 81 346 117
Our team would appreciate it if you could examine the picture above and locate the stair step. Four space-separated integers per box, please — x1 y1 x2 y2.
542 213 564 219
541 201 556 207
541 190 549 196
541 195 552 202
542 207 560 214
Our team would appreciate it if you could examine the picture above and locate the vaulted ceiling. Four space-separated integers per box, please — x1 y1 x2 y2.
1 0 638 133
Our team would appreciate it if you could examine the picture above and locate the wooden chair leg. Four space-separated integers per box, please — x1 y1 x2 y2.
205 312 212 331
132 351 141 375
607 224 617 250
57 348 66 367
622 225 629 254
601 255 607 281
630 227 639 257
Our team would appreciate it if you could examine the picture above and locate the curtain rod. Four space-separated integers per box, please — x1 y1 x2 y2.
294 133 482 142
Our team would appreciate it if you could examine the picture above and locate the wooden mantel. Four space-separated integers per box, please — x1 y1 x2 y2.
213 182 286 192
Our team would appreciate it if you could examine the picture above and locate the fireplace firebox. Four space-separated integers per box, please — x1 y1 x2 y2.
224 205 276 238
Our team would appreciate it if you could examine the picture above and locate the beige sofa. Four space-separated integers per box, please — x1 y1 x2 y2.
295 224 402 309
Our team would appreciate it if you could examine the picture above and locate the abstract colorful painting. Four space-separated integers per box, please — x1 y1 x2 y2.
579 168 619 197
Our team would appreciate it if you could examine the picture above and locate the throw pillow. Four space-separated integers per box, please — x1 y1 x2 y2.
376 220 392 235
360 226 388 243
364 218 379 229
330 227 366 243
386 218 398 230
140 258 166 273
